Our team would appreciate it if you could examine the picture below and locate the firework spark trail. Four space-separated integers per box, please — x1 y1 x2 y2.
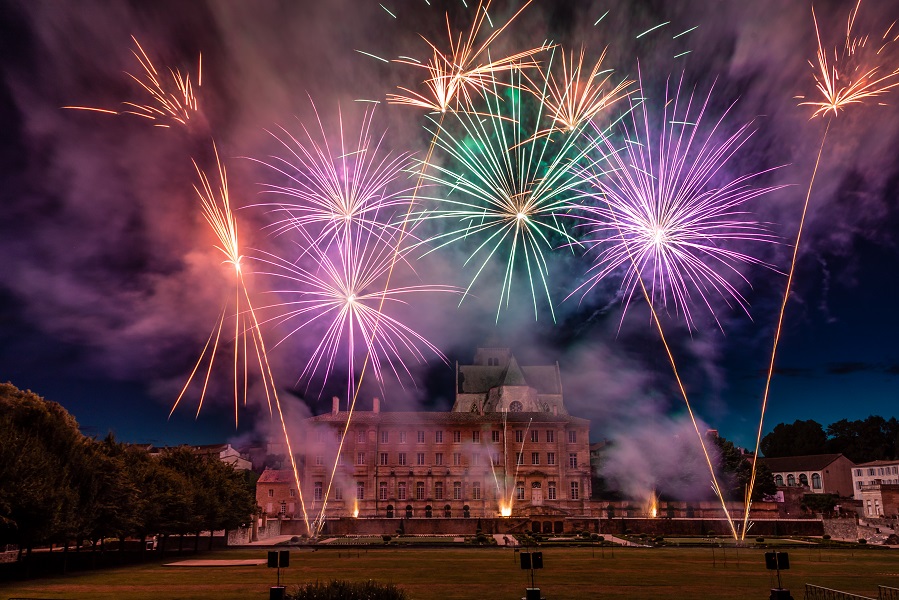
411 69 602 322
577 71 784 539
170 144 311 532
64 36 201 128
251 102 416 252
743 1 899 539
575 72 783 331
520 45 634 138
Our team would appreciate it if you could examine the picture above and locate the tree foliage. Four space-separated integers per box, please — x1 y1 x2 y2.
710 434 776 501
0 382 256 551
761 416 899 463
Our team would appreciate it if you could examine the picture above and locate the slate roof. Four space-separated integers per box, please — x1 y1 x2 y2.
758 453 849 473
458 363 560 394
855 459 899 467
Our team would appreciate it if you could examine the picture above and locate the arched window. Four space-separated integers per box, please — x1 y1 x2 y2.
463 505 471 518
812 473 822 489
787 474 796 486
386 505 394 518
425 505 433 518
444 504 452 518
774 475 784 487
799 474 809 487
509 401 523 412
405 505 413 518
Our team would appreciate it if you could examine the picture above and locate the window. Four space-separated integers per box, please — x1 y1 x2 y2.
532 452 540 465
444 505 452 518
893 467 898 475
279 503 286 515
492 452 501 466
398 452 407 466
399 431 407 444
568 430 577 443
314 454 324 466
435 431 444 443
356 482 364 500
531 430 539 443
417 430 426 443
268 489 274 497
812 473 821 489
453 481 462 500
357 430 366 443
868 468 876 476
453 452 462 466
492 430 501 443
787 474 796 486
546 430 555 443
857 481 863 490
516 452 524 465
569 453 578 468
379 481 388 500
799 474 808 487
855 469 862 477
473 454 481 466
547 482 556 500
775 475 784 486
289 489 296 497
516 483 525 500
381 430 389 444
473 430 480 443
380 452 388 466
398 482 407 500
357 452 366 465
472 481 481 500
334 487 343 500
547 452 556 466
509 401 523 412
570 481 579 500
435 481 444 500
416 452 426 466
453 431 461 443
435 452 444 466
515 430 524 443
416 482 425 500
875 499 882 515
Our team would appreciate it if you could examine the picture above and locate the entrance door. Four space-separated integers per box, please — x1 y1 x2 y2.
532 488 543 506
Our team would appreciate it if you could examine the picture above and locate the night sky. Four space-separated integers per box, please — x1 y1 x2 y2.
1 0 898 452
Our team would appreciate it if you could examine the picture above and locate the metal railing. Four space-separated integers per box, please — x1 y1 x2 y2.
804 585 875 600
879 586 899 600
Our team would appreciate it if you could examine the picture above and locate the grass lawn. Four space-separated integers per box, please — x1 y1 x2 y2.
1 546 897 599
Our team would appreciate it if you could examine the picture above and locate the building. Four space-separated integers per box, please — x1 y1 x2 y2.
851 460 899 499
257 348 592 525
193 443 253 471
759 454 855 497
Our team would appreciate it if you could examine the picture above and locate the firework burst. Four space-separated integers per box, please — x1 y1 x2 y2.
171 143 310 533
387 0 547 114
411 71 598 322
798 1 899 118
576 71 783 331
65 36 202 128
251 102 416 251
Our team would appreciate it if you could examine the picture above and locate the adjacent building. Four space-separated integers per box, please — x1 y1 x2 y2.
257 348 592 523
850 460 899 517
759 453 855 497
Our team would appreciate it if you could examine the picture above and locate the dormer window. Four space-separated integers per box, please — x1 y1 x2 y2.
509 401 523 412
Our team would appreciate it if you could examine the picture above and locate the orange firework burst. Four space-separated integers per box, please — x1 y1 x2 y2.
800 1 899 117
65 36 201 128
171 143 311 534
387 0 547 113
524 46 634 136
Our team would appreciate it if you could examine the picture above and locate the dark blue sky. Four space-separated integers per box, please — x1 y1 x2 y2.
1 0 897 450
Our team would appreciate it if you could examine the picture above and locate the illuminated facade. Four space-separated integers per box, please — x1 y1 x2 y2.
257 348 591 521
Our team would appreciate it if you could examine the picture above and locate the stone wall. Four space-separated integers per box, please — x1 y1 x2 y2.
822 517 859 541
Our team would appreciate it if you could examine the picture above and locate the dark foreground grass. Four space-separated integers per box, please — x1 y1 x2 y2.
2 546 896 600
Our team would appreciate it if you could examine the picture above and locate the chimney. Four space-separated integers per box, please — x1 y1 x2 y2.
373 397 380 413
552 405 558 416
332 396 340 415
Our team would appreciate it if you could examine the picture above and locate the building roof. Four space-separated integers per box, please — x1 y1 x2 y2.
759 453 851 473
257 468 296 484
308 410 588 426
855 459 899 467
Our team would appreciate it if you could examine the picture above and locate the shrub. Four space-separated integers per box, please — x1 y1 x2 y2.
625 529 633 535
287 580 408 600
858 538 867 545
382 535 392 543
290 536 300 543
822 534 831 541
756 537 765 543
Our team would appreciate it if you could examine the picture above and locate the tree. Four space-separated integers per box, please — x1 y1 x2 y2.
760 420 827 458
826 416 898 463
710 434 776 501
0 383 85 552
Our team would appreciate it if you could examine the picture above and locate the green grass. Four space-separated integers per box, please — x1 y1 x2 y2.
2 546 897 600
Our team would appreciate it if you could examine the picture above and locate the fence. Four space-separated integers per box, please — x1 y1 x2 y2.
804 585 899 600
